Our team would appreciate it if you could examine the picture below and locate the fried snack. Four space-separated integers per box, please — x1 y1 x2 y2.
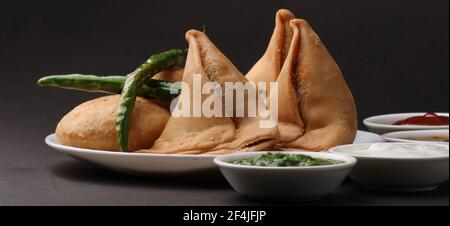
56 95 170 151
153 68 185 83
247 9 295 86
141 30 279 155
247 9 357 151
186 30 279 155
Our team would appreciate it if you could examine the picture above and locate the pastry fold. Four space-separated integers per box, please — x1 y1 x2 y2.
247 9 357 151
142 30 279 155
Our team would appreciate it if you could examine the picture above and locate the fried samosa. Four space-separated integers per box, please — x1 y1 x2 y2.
56 95 170 151
247 9 357 151
142 30 279 155
153 68 185 83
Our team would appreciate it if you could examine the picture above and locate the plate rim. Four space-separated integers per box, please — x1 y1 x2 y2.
45 130 379 157
45 134 218 159
363 112 449 130
381 129 449 144
330 143 450 161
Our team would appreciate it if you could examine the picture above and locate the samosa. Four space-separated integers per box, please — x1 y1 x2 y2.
142 30 279 155
247 9 357 151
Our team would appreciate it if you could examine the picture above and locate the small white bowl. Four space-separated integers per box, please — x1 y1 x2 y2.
330 143 449 192
382 130 449 145
214 152 356 200
363 113 449 134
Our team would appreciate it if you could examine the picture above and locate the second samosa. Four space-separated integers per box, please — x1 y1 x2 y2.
247 9 357 151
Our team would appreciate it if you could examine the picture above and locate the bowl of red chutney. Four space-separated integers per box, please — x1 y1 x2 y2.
364 112 449 135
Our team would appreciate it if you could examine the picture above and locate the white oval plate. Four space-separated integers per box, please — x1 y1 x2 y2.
364 113 449 134
354 130 383 143
45 130 381 176
382 130 449 145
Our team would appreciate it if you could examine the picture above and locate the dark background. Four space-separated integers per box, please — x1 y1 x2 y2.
1 0 449 127
0 0 448 205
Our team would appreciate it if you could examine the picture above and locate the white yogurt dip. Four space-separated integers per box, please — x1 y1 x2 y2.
339 143 449 158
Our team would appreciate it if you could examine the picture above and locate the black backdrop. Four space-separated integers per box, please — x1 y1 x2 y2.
0 0 448 134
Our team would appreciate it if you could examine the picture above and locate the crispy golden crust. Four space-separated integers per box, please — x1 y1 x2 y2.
56 95 170 152
142 31 237 154
153 68 184 83
247 9 296 84
141 30 279 155
247 10 357 151
246 9 304 144
277 19 357 151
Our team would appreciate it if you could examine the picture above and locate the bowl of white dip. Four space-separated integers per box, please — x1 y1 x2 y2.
330 143 449 192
